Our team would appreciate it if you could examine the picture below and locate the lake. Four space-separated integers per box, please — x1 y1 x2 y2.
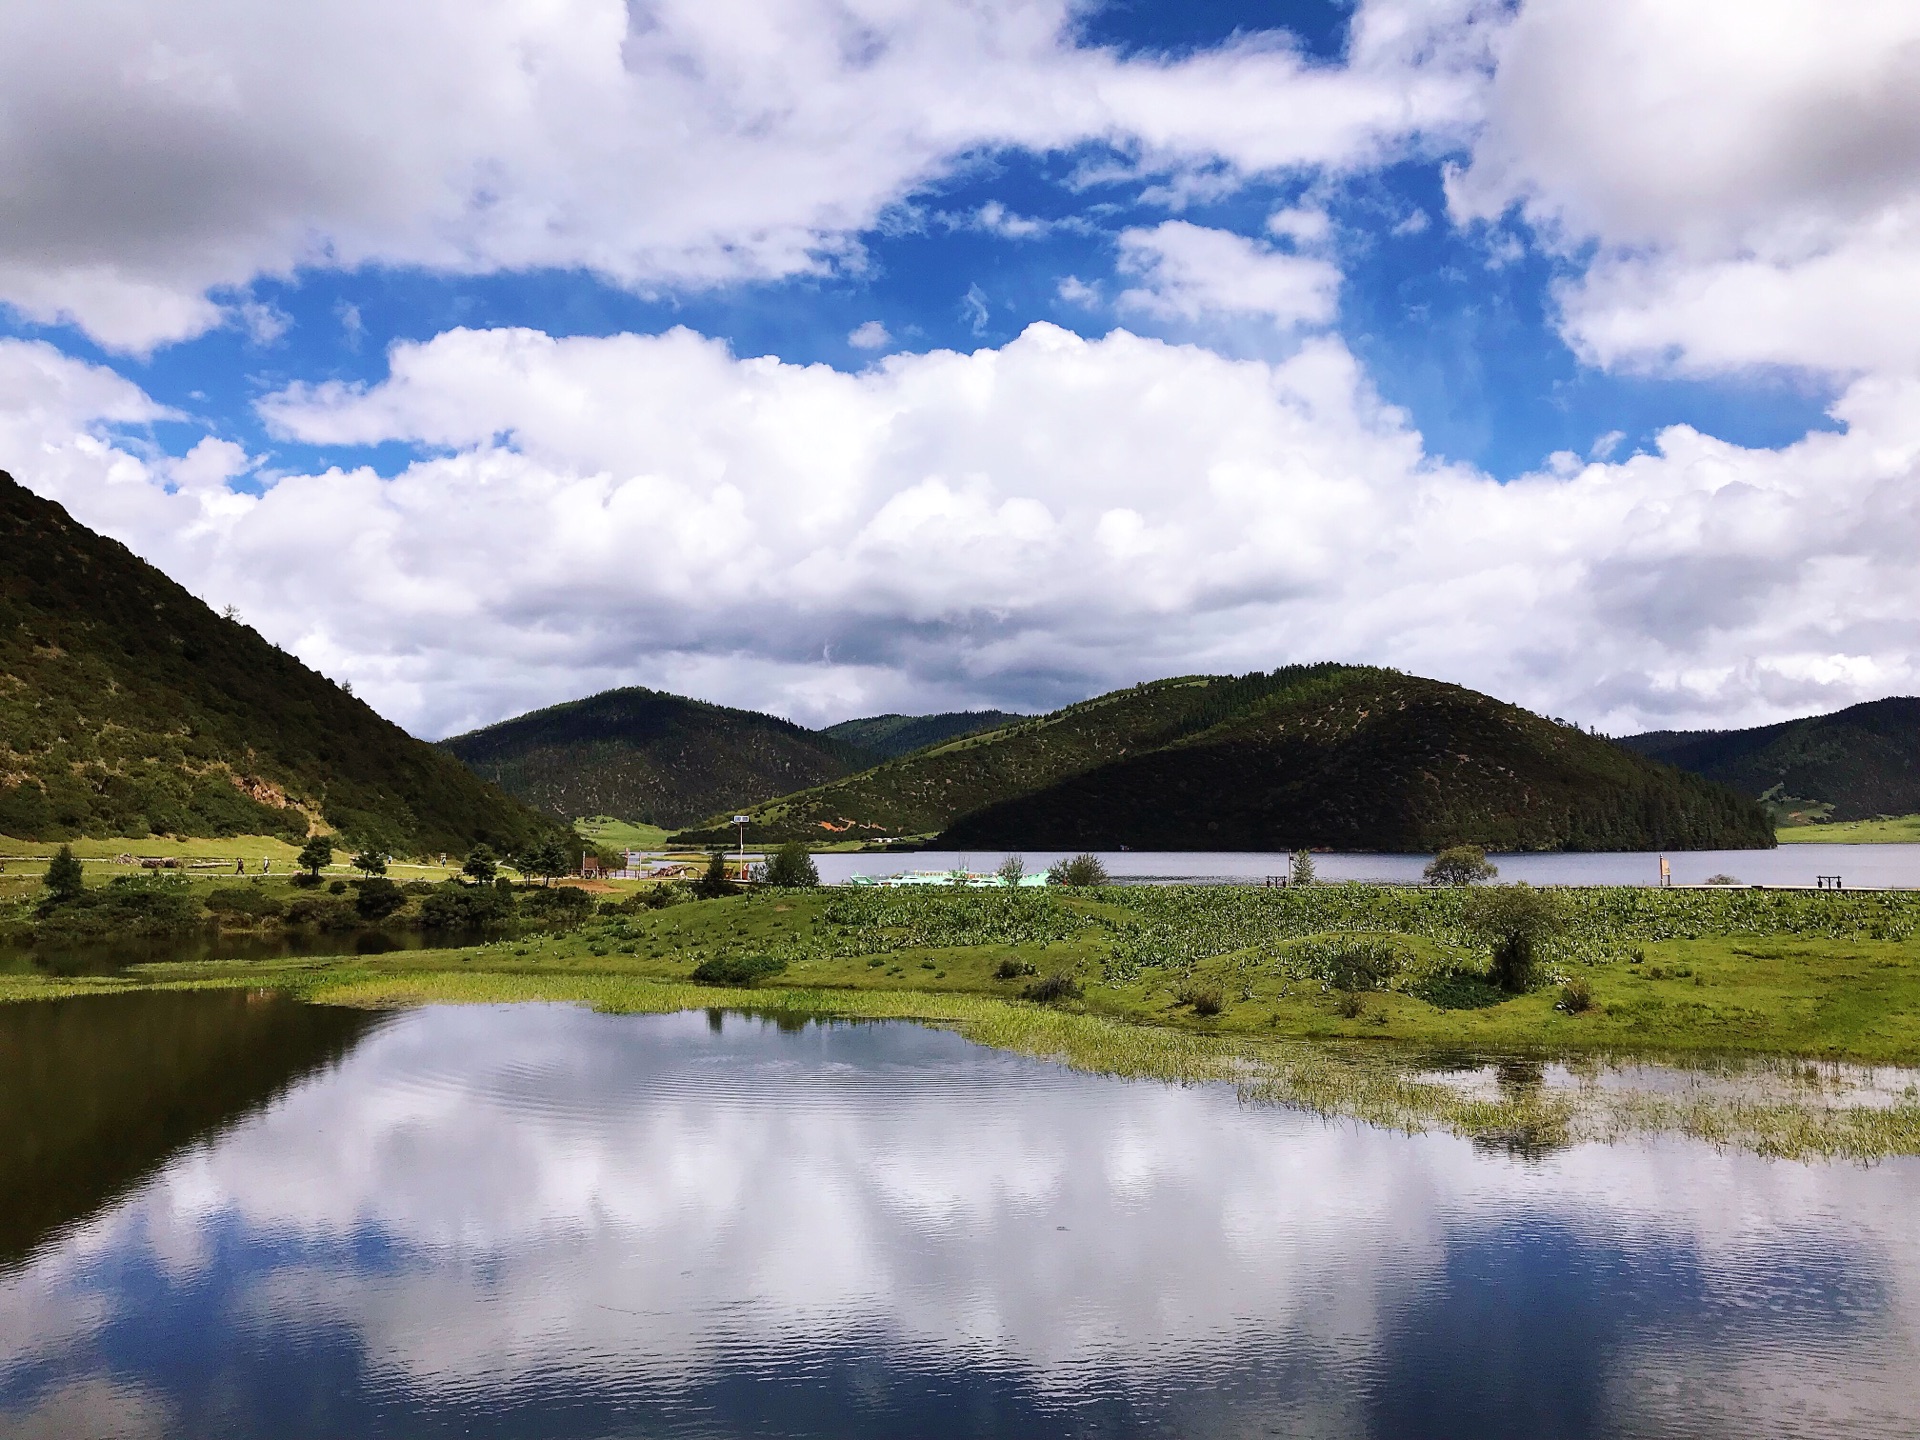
818 844 1920 889
3 993 1918 1437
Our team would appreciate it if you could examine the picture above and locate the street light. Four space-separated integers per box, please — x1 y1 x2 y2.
733 815 749 880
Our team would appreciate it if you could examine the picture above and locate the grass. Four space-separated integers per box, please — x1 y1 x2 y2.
1778 814 1920 844
575 817 679 852
7 882 1920 1159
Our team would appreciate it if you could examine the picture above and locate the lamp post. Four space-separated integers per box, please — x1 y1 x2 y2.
733 815 749 881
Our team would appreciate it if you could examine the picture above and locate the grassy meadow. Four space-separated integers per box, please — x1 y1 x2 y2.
1778 815 1920 844
7 878 1920 1158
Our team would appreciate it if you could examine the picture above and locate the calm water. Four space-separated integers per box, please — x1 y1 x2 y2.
818 844 1920 888
4 996 1919 1437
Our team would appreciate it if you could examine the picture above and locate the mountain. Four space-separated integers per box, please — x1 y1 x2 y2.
1618 697 1920 822
821 710 1024 760
674 665 1773 852
0 472 558 854
437 687 876 827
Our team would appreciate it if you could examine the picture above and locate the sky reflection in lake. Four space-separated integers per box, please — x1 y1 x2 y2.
3 1001 1918 1438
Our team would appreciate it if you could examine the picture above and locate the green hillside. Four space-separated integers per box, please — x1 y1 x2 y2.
1618 698 1920 823
822 709 1025 760
438 686 874 827
676 666 1772 852
0 472 558 854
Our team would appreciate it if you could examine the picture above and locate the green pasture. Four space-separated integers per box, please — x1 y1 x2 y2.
1778 814 1920 844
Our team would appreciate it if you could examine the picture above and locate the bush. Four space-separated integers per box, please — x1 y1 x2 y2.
32 874 201 942
1558 977 1595 1013
1465 883 1565 992
1176 981 1224 1016
289 872 322 889
763 841 820 888
1048 854 1109 887
518 885 594 922
621 883 687 911
205 887 286 919
1319 938 1404 992
420 882 515 929
352 878 407 921
1423 844 1499 887
994 957 1038 980
1022 971 1083 1003
690 953 788 986
1333 990 1366 1019
1703 874 1741 886
286 896 358 930
327 879 348 894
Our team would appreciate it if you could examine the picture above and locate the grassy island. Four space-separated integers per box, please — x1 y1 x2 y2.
8 873 1920 1160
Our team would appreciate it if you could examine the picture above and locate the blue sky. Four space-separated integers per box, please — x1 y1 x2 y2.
1 0 1913 736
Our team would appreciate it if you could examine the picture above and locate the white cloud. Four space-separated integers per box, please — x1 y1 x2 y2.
12 321 1920 739
848 320 893 351
1451 0 1920 379
1115 221 1341 328
0 0 1502 351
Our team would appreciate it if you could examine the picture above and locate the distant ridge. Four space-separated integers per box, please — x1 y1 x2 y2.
1618 697 1920 822
675 665 1772 853
0 471 557 853
821 710 1024 760
438 687 874 828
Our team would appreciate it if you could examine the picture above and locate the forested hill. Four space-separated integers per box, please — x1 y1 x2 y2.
438 687 876 827
821 710 1024 760
1618 698 1920 822
675 666 1773 853
0 472 558 854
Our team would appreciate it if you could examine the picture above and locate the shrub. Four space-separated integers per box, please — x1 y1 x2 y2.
1465 883 1564 992
996 855 1024 886
1558 977 1595 1013
327 879 348 894
1048 854 1109 887
352 878 407 921
289 871 322 889
1333 991 1366 1019
205 887 286 919
33 874 201 941
1022 971 1083 1003
518 885 594 922
286 896 357 930
763 841 820 888
690 953 788 986
621 883 686 911
420 883 515 929
1703 874 1741 886
994 957 1038 980
1423 844 1499 887
1319 938 1403 992
1176 981 1225 1016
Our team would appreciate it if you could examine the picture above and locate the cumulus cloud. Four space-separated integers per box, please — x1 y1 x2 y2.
1451 0 1920 378
0 0 1501 351
11 319 1920 739
1115 221 1341 328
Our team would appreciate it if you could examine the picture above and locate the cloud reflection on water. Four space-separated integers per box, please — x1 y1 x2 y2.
3 1003 1918 1438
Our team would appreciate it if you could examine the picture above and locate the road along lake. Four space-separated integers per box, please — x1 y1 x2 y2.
2 993 1917 1438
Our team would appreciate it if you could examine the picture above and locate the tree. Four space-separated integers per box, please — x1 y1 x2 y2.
515 838 571 886
1289 849 1316 886
1424 844 1498 887
1464 883 1564 992
694 847 739 898
351 849 388 879
763 840 819 888
42 844 84 904
462 843 499 887
1048 853 1108 886
296 836 334 879
996 855 1025 886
